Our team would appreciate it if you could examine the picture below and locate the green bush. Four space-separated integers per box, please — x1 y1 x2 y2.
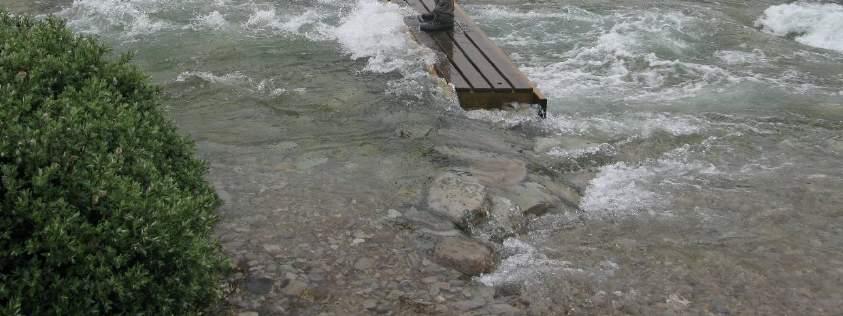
0 12 227 315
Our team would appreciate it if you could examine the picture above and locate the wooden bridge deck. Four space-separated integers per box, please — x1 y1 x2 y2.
402 0 547 117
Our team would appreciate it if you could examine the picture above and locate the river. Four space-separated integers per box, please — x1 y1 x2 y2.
7 0 843 314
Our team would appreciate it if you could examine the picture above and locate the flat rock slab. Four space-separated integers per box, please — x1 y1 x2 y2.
433 237 496 276
427 172 489 226
470 159 527 188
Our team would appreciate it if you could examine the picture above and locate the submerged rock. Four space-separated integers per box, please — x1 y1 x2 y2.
433 145 504 163
508 182 561 216
433 237 496 276
427 172 489 227
470 159 527 188
354 257 375 270
533 136 602 154
488 196 519 230
402 207 461 234
282 279 308 297
386 208 402 218
396 124 434 139
244 276 273 295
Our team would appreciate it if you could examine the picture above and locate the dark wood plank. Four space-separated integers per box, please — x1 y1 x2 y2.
403 0 548 117
449 32 513 91
403 16 472 90
415 0 512 91
452 5 535 91
415 0 492 91
439 61 472 91
427 31 492 91
401 0 428 14
417 0 531 91
417 0 434 14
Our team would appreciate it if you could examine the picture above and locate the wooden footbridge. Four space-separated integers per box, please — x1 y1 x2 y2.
401 0 548 117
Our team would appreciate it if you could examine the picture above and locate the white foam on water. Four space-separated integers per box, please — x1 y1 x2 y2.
580 145 718 218
468 4 602 22
525 54 739 102
244 7 277 27
465 111 708 143
522 9 738 101
175 71 292 96
468 6 753 102
546 143 615 159
477 238 579 287
190 11 228 31
238 5 337 41
236 0 435 75
579 161 663 217
58 0 172 37
465 107 543 127
714 49 767 65
333 0 435 74
544 112 707 138
176 71 250 84
756 2 843 53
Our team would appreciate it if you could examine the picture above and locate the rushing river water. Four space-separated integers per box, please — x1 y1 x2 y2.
7 0 843 314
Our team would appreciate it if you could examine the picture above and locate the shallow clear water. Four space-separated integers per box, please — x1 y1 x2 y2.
8 0 843 314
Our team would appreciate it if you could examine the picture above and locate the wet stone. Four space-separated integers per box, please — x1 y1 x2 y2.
433 237 496 276
470 159 528 188
396 124 434 139
387 208 402 218
244 276 273 295
429 284 440 296
495 282 522 297
354 257 375 270
427 172 489 227
262 244 282 253
473 285 496 299
489 196 520 230
283 279 308 297
508 182 560 216
453 298 486 311
363 299 378 310
488 303 521 315
403 207 460 235
421 276 439 284
533 136 601 154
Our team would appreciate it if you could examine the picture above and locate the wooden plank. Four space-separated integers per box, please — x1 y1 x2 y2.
417 0 532 91
417 0 513 90
403 16 471 90
427 32 492 91
415 0 491 91
449 32 513 91
452 4 535 91
402 0 548 117
401 0 427 14
458 91 538 108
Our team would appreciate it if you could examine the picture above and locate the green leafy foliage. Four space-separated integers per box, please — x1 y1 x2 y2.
0 12 227 315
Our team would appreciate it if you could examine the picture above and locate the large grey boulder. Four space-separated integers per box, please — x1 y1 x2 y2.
433 237 496 276
427 172 489 226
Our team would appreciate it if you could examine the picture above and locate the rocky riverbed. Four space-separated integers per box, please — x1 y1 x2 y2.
212 112 586 315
